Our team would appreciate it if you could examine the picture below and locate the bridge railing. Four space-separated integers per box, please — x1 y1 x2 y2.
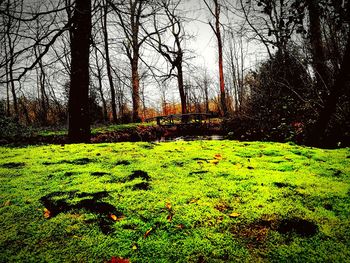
145 113 214 126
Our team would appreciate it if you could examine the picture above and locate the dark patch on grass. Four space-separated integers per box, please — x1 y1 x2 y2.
232 216 317 247
116 160 131 166
70 158 91 165
140 143 155 149
174 161 184 167
323 203 333 210
247 166 254 170
133 182 151 191
42 161 55 165
40 191 121 234
128 170 150 181
277 218 318 237
330 169 342 177
1 162 25 168
189 170 208 175
64 171 74 177
91 171 110 177
273 182 296 188
193 157 209 162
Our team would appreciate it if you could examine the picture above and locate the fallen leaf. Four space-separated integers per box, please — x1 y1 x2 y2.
214 154 223 160
144 227 153 238
167 213 173 222
176 224 185 229
165 202 172 210
108 256 130 263
229 212 241 218
189 199 198 204
209 160 219 165
44 208 51 219
109 214 125 222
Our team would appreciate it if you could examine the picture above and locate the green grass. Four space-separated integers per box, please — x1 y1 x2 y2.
0 140 349 262
35 122 156 137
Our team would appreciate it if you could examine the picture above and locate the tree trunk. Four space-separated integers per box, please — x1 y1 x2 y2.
307 0 331 90
68 0 91 143
214 0 227 116
94 48 108 122
309 19 350 146
102 2 117 122
131 55 141 122
177 65 187 115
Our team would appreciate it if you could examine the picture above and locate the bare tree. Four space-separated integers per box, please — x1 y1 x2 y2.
203 0 228 116
151 0 188 116
101 0 118 122
108 0 158 122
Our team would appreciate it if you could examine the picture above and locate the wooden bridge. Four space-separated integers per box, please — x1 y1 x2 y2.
145 113 214 127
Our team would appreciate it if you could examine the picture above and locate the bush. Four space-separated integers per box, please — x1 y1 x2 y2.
0 115 33 141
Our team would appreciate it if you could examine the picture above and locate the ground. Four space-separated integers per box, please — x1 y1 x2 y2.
0 140 349 262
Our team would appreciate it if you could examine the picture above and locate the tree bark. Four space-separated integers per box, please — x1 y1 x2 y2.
68 0 91 143
131 55 141 122
177 65 187 115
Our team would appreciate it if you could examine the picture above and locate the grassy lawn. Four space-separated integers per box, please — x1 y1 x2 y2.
35 122 156 137
0 140 349 262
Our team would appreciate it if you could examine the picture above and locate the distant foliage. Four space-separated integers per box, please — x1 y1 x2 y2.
226 49 315 144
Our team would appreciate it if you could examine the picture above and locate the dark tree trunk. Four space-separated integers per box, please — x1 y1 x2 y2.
309 20 350 146
131 55 141 122
68 0 91 143
177 65 187 115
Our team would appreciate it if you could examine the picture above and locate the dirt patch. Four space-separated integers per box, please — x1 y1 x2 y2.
70 158 91 165
133 182 151 191
40 191 122 234
1 162 25 169
277 218 318 237
232 216 318 247
189 171 208 175
273 182 296 188
116 160 131 166
128 170 150 181
91 172 110 177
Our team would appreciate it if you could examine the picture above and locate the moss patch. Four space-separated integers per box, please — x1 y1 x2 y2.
0 140 349 262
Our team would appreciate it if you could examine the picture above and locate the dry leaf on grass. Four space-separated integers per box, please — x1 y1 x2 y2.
229 212 241 218
144 227 153 238
43 208 51 219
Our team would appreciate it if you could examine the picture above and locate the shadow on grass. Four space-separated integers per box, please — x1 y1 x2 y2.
40 191 122 234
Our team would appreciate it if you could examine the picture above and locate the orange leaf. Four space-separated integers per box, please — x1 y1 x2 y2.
109 214 125 222
176 224 185 229
144 227 153 239
214 154 223 160
44 208 51 219
165 202 172 210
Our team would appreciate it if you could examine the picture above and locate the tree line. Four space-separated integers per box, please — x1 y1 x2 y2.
0 0 349 146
